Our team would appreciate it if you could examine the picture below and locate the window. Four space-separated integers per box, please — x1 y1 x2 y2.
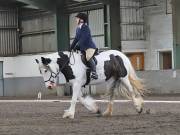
159 51 172 70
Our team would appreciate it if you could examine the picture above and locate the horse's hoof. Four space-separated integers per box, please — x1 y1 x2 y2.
138 108 143 114
64 109 70 112
103 111 112 117
96 109 102 114
96 109 102 117
63 114 74 119
62 112 74 119
146 108 151 114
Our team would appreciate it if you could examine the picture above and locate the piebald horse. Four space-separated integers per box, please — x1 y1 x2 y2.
35 50 145 119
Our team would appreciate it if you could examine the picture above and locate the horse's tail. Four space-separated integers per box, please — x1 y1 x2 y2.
128 62 146 96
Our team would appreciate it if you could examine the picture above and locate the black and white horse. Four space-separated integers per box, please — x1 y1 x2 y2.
36 50 145 119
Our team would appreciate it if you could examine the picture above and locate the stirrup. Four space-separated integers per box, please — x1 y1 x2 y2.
91 72 98 79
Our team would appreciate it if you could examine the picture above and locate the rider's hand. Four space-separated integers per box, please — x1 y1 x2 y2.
69 45 73 52
74 45 80 51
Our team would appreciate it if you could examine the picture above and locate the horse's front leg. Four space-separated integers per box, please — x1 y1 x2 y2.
79 95 101 114
63 82 81 119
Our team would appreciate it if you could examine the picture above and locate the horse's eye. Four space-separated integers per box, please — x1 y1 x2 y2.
45 70 48 73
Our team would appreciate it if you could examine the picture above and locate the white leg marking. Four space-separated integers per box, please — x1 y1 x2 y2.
63 83 81 119
37 92 42 100
79 96 98 113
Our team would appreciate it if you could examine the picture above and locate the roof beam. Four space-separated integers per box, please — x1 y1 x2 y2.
64 0 103 13
15 0 56 10
93 0 111 4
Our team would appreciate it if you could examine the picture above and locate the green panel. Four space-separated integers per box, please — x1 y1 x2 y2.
104 0 121 50
172 0 180 69
176 45 180 68
174 44 180 69
104 5 111 48
56 8 69 51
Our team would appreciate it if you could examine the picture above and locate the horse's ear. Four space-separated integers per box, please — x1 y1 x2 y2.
41 57 46 64
41 57 52 65
58 51 64 57
35 59 39 64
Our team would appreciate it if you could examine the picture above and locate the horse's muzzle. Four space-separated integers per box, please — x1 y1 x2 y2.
47 83 56 90
48 86 53 89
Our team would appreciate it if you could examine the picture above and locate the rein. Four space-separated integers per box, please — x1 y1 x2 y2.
44 51 75 83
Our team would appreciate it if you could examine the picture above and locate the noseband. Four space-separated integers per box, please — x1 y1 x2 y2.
44 70 58 83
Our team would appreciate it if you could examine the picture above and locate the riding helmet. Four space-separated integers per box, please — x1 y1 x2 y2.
75 12 88 23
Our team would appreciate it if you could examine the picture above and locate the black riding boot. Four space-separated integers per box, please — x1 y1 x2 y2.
88 58 98 79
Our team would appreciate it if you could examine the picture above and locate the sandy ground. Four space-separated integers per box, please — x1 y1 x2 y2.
0 96 180 135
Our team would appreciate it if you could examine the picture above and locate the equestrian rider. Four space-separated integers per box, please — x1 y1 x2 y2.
70 12 98 80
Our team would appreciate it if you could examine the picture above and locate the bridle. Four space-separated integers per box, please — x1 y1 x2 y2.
44 70 58 83
43 51 75 84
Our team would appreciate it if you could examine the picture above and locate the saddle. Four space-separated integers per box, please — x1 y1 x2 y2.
81 49 98 66
81 49 99 87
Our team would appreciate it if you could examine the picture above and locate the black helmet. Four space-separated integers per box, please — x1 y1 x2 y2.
75 12 88 23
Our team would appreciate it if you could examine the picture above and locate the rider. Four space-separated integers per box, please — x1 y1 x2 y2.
70 12 98 80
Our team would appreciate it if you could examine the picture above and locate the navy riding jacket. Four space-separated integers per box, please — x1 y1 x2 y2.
70 23 96 52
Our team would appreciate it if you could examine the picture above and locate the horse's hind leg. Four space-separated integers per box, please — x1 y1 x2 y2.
103 100 114 116
103 79 117 117
121 77 143 113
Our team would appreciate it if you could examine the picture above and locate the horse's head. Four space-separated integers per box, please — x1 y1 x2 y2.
35 57 59 90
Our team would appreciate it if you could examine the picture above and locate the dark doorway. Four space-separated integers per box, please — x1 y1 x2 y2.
159 51 172 70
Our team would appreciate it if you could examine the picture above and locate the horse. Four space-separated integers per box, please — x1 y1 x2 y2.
35 50 145 119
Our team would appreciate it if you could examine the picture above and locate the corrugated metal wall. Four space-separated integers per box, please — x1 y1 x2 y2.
0 7 19 56
20 10 57 54
120 0 145 40
89 9 104 48
69 13 77 40
69 9 104 49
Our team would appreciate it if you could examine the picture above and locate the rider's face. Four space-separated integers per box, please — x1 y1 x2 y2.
76 17 80 25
